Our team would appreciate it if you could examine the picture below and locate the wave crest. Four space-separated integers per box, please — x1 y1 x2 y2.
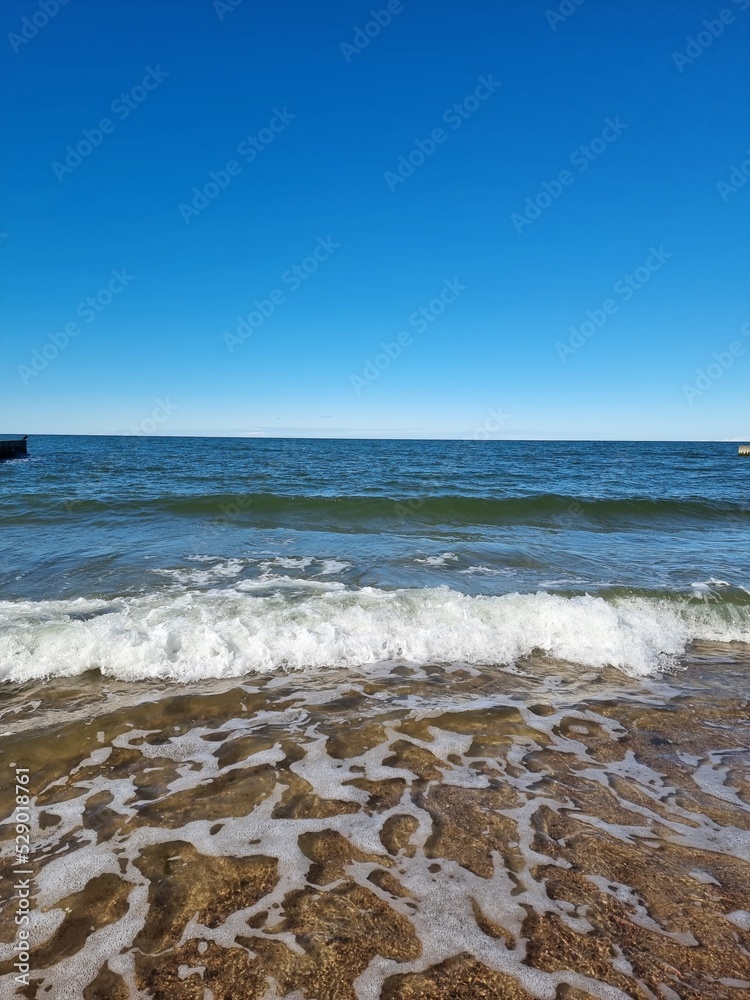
8 492 749 528
1 587 747 683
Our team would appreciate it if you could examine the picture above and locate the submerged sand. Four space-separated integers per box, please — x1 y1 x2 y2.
1 645 749 999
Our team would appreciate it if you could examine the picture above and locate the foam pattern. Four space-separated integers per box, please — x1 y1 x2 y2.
1 656 749 998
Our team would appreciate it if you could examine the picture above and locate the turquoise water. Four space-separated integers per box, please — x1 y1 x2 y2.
1 436 748 681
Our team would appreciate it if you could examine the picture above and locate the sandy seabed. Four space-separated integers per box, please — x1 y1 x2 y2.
1 645 750 999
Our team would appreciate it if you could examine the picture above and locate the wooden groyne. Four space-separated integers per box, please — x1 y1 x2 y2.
0 436 28 459
739 445 750 457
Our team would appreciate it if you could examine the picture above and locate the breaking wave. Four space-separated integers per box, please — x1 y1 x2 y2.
1 585 747 683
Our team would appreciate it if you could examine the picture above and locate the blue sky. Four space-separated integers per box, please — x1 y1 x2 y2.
2 0 748 438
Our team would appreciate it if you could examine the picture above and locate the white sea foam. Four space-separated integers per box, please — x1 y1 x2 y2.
458 565 508 576
259 557 314 572
0 586 747 684
235 577 346 593
317 558 352 575
155 558 245 585
690 577 750 599
414 552 459 567
258 556 352 576
160 556 353 587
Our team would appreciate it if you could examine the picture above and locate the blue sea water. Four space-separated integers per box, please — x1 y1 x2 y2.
1 436 748 681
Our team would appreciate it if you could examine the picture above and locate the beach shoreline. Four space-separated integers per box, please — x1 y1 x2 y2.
2 646 749 998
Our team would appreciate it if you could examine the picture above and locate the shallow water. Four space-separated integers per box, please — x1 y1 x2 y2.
1 649 750 998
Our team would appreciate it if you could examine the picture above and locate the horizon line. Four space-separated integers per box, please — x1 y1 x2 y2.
4 433 748 444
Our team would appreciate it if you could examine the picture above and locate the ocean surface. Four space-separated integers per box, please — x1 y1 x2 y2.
2 436 750 998
1 436 748 682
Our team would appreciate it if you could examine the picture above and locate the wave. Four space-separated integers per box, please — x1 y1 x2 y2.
5 492 749 529
1 586 747 683
154 556 353 586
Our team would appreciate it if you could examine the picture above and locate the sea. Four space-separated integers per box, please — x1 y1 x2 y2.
1 436 749 999
1 436 748 680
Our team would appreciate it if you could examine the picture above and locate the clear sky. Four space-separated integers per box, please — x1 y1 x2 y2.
1 0 748 439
